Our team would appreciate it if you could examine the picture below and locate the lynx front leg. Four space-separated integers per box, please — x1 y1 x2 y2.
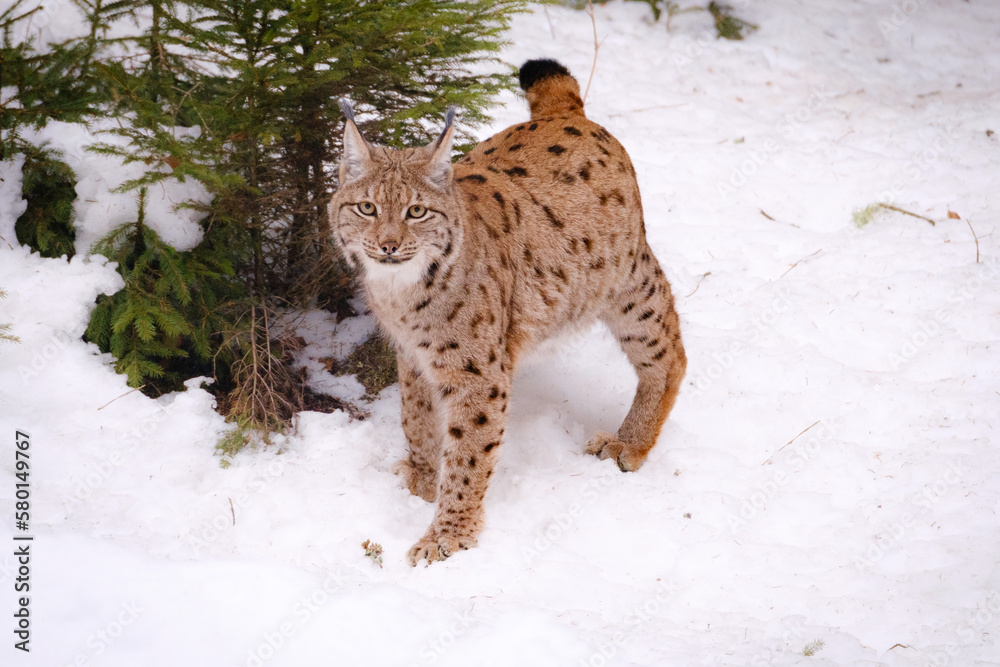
588 253 687 472
407 372 511 566
392 356 442 502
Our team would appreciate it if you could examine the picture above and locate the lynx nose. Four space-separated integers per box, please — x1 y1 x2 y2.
380 240 399 255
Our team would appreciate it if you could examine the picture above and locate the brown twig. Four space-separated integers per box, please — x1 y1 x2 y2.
583 0 601 104
229 498 236 525
543 6 556 39
627 103 688 113
684 272 711 298
876 203 936 226
97 386 145 410
779 249 822 279
965 217 981 263
763 420 821 465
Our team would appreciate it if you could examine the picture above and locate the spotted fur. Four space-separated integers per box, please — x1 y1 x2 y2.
330 58 686 566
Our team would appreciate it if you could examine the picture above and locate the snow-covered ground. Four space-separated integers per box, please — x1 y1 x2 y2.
2 1 999 665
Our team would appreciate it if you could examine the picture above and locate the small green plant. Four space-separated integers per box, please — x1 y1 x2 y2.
629 0 667 21
852 203 880 228
707 2 758 40
625 1 756 39
802 639 825 656
362 539 384 568
216 421 254 460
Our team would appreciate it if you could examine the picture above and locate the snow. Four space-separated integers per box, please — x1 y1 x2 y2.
2 1 1000 665
23 120 212 254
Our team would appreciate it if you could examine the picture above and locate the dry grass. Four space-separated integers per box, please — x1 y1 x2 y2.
330 334 398 400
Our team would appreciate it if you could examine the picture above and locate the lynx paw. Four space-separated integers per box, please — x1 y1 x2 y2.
392 459 437 502
407 531 477 566
585 431 645 472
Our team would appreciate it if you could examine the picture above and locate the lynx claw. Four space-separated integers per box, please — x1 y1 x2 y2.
392 459 437 502
585 431 644 472
407 532 477 566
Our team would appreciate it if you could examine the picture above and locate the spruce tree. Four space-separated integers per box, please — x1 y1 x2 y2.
82 0 527 443
3 0 527 443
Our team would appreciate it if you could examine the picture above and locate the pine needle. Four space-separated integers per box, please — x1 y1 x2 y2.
763 420 821 465
959 214 981 263
96 386 146 410
876 203 936 226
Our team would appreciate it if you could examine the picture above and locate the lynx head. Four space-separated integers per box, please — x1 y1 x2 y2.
330 103 463 289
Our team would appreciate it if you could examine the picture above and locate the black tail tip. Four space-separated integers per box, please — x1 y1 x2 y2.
518 59 572 92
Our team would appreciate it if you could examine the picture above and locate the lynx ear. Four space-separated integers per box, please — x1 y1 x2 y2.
425 107 456 190
338 100 370 184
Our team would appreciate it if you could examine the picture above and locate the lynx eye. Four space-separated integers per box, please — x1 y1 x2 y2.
356 202 377 216
406 204 427 219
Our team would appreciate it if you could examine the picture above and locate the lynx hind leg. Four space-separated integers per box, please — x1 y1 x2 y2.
393 357 442 502
587 250 687 472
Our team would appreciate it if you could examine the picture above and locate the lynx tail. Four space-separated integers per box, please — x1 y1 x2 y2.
518 58 586 120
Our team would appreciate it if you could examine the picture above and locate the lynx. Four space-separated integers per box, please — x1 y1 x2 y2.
330 59 686 566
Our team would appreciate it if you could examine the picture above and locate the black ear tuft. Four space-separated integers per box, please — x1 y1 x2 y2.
338 98 355 122
518 59 572 92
